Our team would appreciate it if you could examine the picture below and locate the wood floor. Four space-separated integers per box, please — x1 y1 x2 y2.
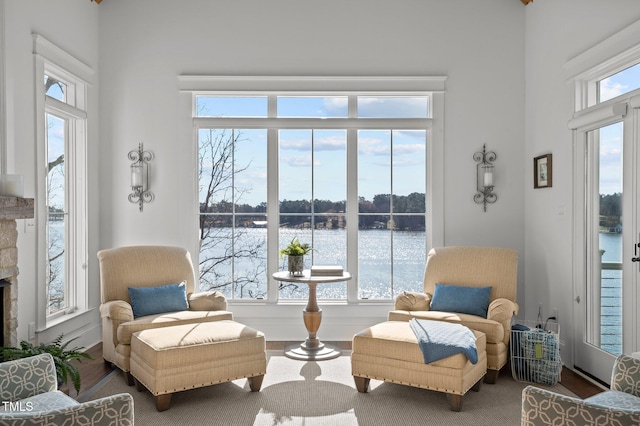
66 342 605 402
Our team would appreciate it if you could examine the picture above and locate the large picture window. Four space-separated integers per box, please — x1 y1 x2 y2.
189 77 444 302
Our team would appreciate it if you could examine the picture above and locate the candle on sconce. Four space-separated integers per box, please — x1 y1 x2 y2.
0 174 24 197
483 170 493 187
131 165 143 188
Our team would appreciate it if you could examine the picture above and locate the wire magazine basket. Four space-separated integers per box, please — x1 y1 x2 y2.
510 320 561 386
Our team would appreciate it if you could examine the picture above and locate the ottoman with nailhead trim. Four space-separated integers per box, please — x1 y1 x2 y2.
351 321 486 411
130 320 266 411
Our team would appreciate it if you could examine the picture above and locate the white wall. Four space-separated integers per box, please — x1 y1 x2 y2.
524 0 640 367
97 0 527 339
5 0 640 369
3 0 527 346
3 0 101 347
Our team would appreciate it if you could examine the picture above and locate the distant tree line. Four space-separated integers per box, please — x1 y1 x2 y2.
357 193 425 231
600 193 621 229
200 192 426 231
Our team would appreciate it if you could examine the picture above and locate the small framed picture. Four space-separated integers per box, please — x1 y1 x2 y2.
534 154 552 189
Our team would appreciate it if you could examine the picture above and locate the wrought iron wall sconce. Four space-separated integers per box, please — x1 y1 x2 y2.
128 142 154 212
473 144 497 212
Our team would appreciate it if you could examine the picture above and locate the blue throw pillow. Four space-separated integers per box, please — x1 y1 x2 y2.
429 284 492 318
128 283 189 318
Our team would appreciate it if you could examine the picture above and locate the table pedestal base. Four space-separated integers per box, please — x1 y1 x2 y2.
271 270 351 362
285 341 341 361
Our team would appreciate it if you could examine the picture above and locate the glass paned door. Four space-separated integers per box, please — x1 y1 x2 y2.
575 120 634 384
588 123 623 355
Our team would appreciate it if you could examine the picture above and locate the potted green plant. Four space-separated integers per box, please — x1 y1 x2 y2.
279 237 313 276
1 334 93 393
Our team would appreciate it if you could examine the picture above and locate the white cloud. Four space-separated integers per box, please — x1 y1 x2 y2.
357 97 428 118
279 140 310 151
394 143 426 156
599 132 623 194
314 135 346 151
323 97 348 114
357 139 425 158
358 137 389 156
282 155 318 168
599 77 627 102
280 135 346 152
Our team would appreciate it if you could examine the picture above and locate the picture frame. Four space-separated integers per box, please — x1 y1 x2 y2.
534 154 552 189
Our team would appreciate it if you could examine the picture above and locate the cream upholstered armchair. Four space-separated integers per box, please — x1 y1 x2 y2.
0 354 133 425
98 245 233 384
522 354 640 425
388 246 518 383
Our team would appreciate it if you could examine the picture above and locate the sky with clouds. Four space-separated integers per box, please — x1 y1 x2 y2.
598 63 640 195
193 72 640 207
197 96 427 208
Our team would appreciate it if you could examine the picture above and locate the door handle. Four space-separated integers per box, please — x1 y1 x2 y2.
634 240 640 265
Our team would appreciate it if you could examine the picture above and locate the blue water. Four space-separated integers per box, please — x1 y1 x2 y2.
599 232 622 262
199 228 426 300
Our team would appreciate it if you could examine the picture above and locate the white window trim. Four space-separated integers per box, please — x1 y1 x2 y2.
179 75 446 93
180 76 446 306
33 34 92 330
564 19 640 111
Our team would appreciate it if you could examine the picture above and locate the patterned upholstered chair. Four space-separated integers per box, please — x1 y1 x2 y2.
0 353 133 425
522 354 640 425
98 245 233 385
388 246 518 383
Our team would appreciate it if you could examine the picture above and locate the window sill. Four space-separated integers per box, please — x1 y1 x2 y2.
229 299 394 307
43 307 96 332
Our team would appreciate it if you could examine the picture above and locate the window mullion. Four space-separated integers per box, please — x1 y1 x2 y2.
267 127 280 302
45 96 87 120
65 117 75 313
346 128 359 302
310 130 315 256
389 130 394 296
268 95 277 118
231 129 236 297
348 95 357 118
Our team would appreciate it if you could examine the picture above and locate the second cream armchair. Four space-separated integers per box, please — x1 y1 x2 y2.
98 245 233 384
388 246 518 383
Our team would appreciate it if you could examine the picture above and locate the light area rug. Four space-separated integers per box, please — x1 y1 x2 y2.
90 352 575 426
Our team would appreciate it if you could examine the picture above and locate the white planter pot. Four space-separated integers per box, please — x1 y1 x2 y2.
288 255 304 276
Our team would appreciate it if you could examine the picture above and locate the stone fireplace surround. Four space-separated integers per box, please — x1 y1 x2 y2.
0 196 34 348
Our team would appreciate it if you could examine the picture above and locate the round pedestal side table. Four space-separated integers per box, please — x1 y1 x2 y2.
272 270 352 361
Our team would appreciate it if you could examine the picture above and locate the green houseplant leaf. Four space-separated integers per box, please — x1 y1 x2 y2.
1 334 93 393
279 237 313 257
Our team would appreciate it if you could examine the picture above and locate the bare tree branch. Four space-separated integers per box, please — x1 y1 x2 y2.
49 154 64 172
198 129 267 298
